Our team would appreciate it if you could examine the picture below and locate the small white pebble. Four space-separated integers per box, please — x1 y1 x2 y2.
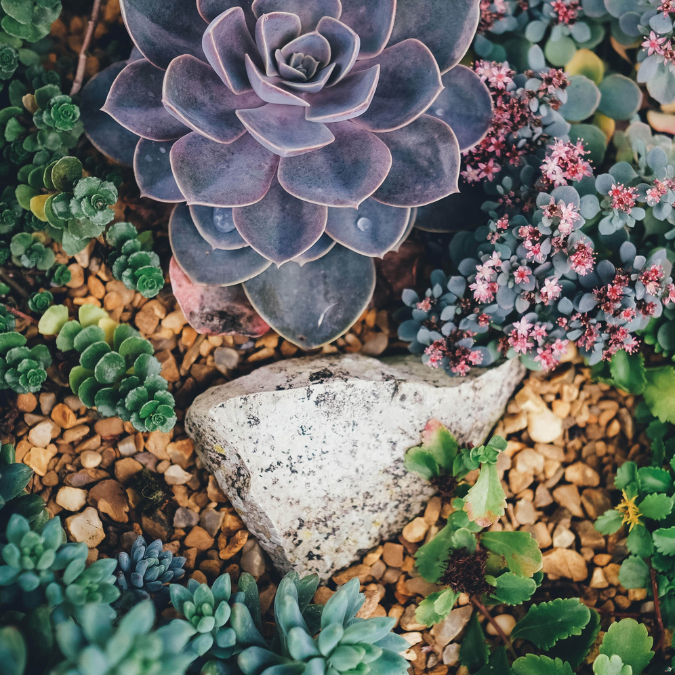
486 614 516 637
80 450 101 469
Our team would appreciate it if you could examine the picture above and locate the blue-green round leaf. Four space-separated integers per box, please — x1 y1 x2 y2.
598 74 643 121
559 75 601 122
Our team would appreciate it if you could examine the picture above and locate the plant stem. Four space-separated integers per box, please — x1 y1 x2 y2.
651 566 664 652
471 596 517 659
1 304 37 326
70 0 102 96
0 269 29 298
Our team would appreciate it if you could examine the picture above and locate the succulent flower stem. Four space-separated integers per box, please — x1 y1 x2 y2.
0 303 37 325
471 595 517 659
70 0 101 96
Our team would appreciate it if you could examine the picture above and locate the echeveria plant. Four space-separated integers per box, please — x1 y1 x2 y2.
83 0 495 348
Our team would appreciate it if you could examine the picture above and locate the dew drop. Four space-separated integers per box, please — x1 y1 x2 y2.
434 107 445 116
356 217 372 232
159 146 166 154
213 208 236 233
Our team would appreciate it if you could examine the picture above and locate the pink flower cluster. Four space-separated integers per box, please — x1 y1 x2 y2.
550 0 580 25
642 31 675 66
659 0 674 16
504 318 569 369
540 140 593 188
425 336 484 376
608 184 638 213
469 251 501 302
646 177 675 206
462 63 569 184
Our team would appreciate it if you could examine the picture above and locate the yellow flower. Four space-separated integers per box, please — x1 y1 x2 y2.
617 490 641 531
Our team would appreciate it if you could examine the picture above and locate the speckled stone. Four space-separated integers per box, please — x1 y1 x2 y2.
186 354 524 579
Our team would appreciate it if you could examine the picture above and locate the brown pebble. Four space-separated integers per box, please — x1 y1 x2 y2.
16 393 37 413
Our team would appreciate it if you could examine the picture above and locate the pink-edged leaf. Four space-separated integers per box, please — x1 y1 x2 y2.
421 419 459 469
236 103 334 157
203 7 262 94
170 131 279 207
278 121 392 207
325 198 409 257
372 115 460 207
350 39 442 133
281 62 335 93
80 61 139 167
120 0 206 70
233 180 327 263
427 65 493 151
388 0 480 74
134 138 184 202
170 204 271 285
198 0 256 29
190 205 247 250
243 244 376 349
245 54 309 106
170 257 270 337
163 55 263 144
255 12 301 76
463 462 507 528
292 233 336 265
338 0 395 59
279 32 332 68
305 66 379 124
252 0 342 32
316 17 359 85
103 59 189 141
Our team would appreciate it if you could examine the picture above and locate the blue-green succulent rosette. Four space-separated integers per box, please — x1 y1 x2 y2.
81 0 495 349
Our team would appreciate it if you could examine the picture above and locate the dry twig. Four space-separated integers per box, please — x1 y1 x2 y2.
70 0 102 96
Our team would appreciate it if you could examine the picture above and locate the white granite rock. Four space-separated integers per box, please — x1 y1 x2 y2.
186 354 524 579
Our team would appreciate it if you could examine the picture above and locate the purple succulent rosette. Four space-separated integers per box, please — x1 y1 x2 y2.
81 0 492 348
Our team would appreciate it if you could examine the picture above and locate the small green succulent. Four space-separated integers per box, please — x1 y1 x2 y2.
0 331 51 394
106 222 164 299
0 0 62 42
33 93 79 132
50 263 71 286
237 576 410 675
9 232 54 270
0 513 119 614
170 574 239 659
0 44 18 81
0 514 63 598
0 306 15 333
53 305 176 433
27 291 52 314
0 192 21 235
43 161 117 255
53 600 197 675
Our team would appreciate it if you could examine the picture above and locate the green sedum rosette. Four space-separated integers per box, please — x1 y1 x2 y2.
106 222 165 299
0 330 50 394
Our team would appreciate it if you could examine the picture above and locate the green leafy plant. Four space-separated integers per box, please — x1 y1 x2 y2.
26 291 51 314
8 232 53 270
40 157 117 256
0 306 15 333
106 222 164 299
44 304 176 433
405 421 542 626
0 330 50 394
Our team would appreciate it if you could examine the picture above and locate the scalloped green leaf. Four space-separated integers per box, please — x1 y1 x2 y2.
415 523 454 583
609 350 646 395
511 598 590 650
637 493 673 520
513 655 573 675
460 613 489 673
480 531 542 578
546 609 600 669
598 619 653 675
